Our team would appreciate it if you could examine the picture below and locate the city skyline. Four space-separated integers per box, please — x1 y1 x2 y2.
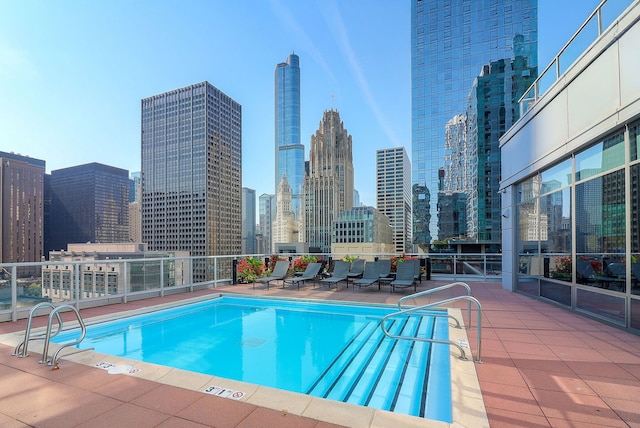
1 1 606 209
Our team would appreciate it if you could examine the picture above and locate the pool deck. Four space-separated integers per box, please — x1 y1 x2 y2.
1 280 640 427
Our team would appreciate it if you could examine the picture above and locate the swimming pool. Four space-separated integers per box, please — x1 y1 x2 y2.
53 295 452 422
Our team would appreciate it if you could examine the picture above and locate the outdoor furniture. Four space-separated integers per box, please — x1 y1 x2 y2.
391 261 417 293
319 261 350 289
352 261 380 291
282 263 322 290
346 259 365 281
377 259 394 290
254 260 289 290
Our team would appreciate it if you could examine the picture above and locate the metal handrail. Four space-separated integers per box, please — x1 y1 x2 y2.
518 0 622 113
13 302 64 358
41 304 88 369
397 281 472 329
381 295 483 363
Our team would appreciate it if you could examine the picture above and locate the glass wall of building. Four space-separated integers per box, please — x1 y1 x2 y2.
516 120 640 328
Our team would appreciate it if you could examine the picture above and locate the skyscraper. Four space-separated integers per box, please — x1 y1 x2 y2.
141 82 242 280
242 187 256 254
376 147 412 253
258 193 276 253
411 0 537 247
272 175 299 247
275 53 304 219
0 152 45 276
304 109 354 253
47 163 130 253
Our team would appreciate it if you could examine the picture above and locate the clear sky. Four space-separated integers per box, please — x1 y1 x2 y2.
0 0 610 209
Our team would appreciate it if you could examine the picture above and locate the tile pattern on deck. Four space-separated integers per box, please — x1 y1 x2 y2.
1 280 640 427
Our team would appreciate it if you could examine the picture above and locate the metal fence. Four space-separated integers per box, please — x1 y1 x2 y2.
0 253 501 322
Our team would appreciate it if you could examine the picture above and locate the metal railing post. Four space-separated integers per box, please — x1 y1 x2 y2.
160 259 165 297
11 266 17 322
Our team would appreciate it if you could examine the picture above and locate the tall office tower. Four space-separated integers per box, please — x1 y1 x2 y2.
242 187 256 254
303 109 354 253
129 172 141 203
141 82 242 281
275 53 304 219
128 171 142 243
47 163 129 254
411 0 537 247
376 147 412 254
0 152 45 276
272 175 300 247
258 193 276 253
466 54 536 247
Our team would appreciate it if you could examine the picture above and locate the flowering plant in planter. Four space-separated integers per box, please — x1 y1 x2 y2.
390 254 417 272
266 255 289 275
236 257 265 283
292 255 321 272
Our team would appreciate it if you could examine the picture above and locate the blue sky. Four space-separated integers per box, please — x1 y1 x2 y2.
0 0 609 208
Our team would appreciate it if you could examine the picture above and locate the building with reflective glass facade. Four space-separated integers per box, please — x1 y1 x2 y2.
411 0 537 247
275 53 304 219
141 82 242 280
47 163 129 254
501 1 640 332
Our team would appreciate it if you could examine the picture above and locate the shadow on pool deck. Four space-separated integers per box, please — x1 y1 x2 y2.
1 280 640 427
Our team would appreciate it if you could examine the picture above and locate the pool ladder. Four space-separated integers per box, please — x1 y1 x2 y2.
380 282 483 363
13 302 93 369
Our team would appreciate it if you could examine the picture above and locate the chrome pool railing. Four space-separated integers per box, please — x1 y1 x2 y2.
381 294 483 363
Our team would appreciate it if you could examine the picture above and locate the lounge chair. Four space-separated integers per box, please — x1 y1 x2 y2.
391 261 417 293
254 260 289 290
282 263 322 290
347 259 365 281
352 261 380 291
377 259 394 290
320 261 350 289
413 259 422 283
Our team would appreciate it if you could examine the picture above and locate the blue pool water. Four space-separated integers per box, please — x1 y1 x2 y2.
53 295 452 422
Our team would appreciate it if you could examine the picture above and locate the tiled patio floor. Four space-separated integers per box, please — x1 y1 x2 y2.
1 280 640 427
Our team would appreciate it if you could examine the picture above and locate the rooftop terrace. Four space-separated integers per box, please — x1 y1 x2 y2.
1 280 639 427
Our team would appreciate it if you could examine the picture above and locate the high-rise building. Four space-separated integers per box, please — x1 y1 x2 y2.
466 55 536 246
242 187 256 254
272 175 300 247
141 81 242 280
275 53 304 219
376 147 412 253
128 171 142 243
47 163 129 254
258 193 276 253
411 0 537 246
0 152 45 276
303 109 354 253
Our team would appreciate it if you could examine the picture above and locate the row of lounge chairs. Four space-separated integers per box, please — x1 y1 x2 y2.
253 259 423 292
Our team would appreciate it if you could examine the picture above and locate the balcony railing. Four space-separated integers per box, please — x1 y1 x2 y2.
519 0 632 116
0 252 501 322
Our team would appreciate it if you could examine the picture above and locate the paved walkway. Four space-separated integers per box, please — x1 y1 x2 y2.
1 280 639 427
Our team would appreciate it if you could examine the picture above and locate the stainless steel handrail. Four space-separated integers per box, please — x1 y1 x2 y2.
13 302 64 358
518 0 627 113
381 295 483 363
397 282 472 329
40 304 88 369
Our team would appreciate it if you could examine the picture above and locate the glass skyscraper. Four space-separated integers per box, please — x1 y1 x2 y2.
48 163 130 253
411 0 537 247
275 53 304 219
